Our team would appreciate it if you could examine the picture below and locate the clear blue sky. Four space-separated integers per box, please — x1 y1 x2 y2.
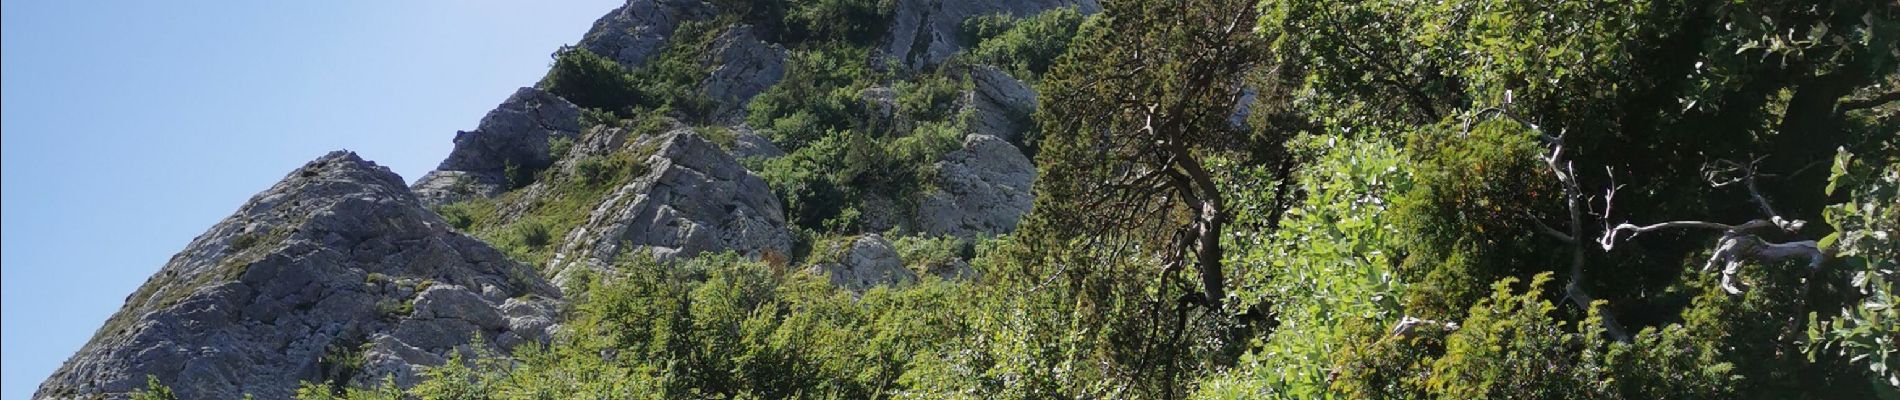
1 1 621 398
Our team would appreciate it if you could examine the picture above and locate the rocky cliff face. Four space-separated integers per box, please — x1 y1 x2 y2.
36 152 561 399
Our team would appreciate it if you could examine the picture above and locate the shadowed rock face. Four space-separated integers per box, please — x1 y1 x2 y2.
36 151 561 400
412 87 583 206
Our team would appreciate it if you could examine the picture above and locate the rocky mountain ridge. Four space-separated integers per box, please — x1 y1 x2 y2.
36 152 562 399
37 0 1098 398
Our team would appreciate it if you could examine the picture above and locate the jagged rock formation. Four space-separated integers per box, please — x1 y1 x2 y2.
549 128 792 284
915 134 1036 237
36 152 561 400
702 25 788 123
966 66 1038 144
882 0 1101 70
811 234 919 292
578 0 716 69
412 87 583 206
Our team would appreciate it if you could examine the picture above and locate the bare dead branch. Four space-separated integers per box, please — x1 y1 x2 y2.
1523 211 1576 243
1389 315 1460 338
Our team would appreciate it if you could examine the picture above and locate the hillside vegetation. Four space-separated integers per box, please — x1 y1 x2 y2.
126 0 1897 398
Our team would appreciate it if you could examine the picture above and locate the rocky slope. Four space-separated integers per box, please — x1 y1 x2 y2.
35 153 562 399
40 0 1100 398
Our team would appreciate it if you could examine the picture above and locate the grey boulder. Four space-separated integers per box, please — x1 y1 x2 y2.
966 66 1038 143
811 234 918 292
914 134 1036 238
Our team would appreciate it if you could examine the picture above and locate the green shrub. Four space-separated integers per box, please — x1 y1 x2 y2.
711 0 894 45
540 21 720 121
540 47 648 114
746 45 879 151
128 376 179 400
782 0 897 44
963 8 1089 78
1393 120 1562 318
893 73 964 124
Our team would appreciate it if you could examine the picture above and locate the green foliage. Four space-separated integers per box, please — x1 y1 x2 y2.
892 73 963 125
313 341 370 396
541 21 721 121
1812 147 1900 391
781 0 896 44
746 43 971 233
712 0 896 45
746 45 880 151
295 376 404 400
1394 120 1563 317
371 253 982 398
305 0 1900 397
961 7 1090 78
540 47 648 115
129 376 179 400
1195 134 1413 399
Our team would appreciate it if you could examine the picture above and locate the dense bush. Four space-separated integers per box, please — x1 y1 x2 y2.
712 0 895 45
960 7 1090 79
1394 120 1565 317
540 46 648 114
745 42 972 234
745 45 879 150
540 21 720 121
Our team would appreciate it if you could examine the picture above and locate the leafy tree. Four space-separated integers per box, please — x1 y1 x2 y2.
1036 0 1270 312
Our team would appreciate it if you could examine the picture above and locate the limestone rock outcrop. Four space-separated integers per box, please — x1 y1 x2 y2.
412 87 583 206
702 26 788 123
811 234 918 292
549 129 793 284
914 134 1036 238
35 152 561 400
966 65 1039 143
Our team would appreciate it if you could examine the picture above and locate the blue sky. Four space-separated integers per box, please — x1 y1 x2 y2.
1 1 620 398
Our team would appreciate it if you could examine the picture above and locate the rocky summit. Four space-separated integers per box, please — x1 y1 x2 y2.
36 152 561 399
